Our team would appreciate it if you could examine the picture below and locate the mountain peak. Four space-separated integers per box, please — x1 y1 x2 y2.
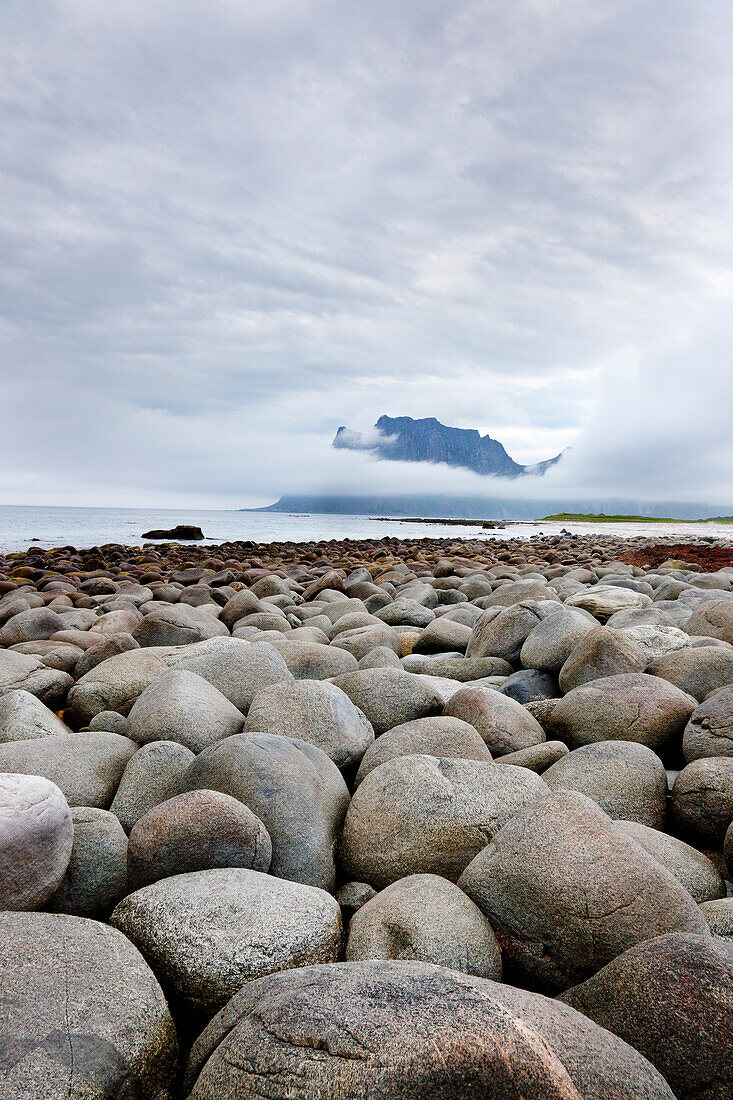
333 415 562 478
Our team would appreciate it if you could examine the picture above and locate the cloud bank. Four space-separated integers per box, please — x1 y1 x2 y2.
0 0 731 509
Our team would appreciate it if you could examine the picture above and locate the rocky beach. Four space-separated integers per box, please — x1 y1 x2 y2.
1 529 733 1098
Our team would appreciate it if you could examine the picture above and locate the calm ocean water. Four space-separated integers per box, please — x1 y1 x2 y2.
0 505 729 556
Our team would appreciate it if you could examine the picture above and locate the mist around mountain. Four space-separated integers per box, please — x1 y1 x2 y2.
333 415 563 478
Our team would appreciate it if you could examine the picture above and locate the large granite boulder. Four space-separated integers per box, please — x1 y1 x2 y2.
354 716 492 786
671 756 733 841
111 868 342 1017
110 740 196 832
444 685 545 756
126 669 244 753
542 741 667 828
682 684 733 761
341 755 548 888
331 668 443 734
547 673 696 750
558 627 647 693
127 790 271 889
614 820 726 903
0 689 70 742
0 731 137 808
183 960 675 1100
0 773 73 910
561 933 733 1100
184 732 349 892
244 679 373 770
169 638 293 713
0 911 177 1099
65 649 168 726
458 790 708 992
346 873 502 979
48 806 128 918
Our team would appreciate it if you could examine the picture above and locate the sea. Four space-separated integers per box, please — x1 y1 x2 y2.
0 505 730 557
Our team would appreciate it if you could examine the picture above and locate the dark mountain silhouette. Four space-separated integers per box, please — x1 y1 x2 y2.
332 415 562 477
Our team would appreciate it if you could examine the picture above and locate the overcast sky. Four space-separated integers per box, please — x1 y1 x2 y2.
1 0 732 509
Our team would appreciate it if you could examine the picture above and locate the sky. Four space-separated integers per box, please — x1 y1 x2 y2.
1 0 732 510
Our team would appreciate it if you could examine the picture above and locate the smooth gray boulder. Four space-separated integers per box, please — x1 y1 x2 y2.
558 627 647 693
412 617 472 654
619 623 690 662
331 668 443 735
0 688 70 742
110 739 196 832
126 669 244 753
65 648 168 726
672 756 733 841
444 684 545 756
520 609 595 674
341 755 549 889
375 597 435 628
467 602 543 662
647 645 733 701
542 741 668 828
685 598 733 643
73 632 140 678
244 679 373 770
615 820 726 903
458 790 709 992
0 911 177 1100
499 668 558 704
682 684 733 761
184 732 349 892
267 639 358 679
127 789 272 889
354 715 492 786
0 731 137 808
500 740 570 772
132 603 228 647
548 673 696 750
0 773 73 910
0 606 65 646
566 586 651 620
169 637 293 713
183 960 675 1100
560 933 733 1100
0 649 72 709
49 806 128 918
346 873 502 979
111 868 342 1017
409 654 513 681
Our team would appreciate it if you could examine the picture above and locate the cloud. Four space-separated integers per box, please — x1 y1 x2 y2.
0 0 732 508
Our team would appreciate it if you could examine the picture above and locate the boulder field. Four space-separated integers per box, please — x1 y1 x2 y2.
1 531 732 1099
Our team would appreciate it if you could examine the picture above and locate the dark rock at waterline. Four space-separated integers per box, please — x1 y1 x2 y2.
141 524 205 540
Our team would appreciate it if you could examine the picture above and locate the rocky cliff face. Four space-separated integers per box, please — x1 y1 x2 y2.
333 415 561 478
